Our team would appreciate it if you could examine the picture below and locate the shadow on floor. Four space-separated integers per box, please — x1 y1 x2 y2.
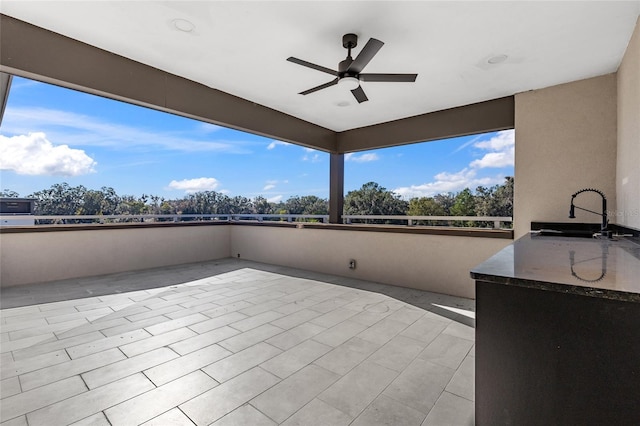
1 258 475 327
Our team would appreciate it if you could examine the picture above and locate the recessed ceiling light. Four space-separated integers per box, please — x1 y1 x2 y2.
172 18 195 33
487 54 508 64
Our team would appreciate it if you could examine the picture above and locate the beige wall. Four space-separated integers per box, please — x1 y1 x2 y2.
617 16 640 230
0 225 231 286
0 224 508 298
230 226 510 299
514 74 618 238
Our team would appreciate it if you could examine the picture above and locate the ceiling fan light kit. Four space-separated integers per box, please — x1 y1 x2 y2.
338 76 359 90
287 33 418 103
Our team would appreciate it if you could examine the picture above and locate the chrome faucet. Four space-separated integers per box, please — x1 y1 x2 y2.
569 188 610 237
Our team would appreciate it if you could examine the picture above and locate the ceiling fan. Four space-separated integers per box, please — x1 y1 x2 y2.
287 33 418 103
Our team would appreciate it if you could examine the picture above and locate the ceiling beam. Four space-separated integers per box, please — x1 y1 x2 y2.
0 14 336 152
0 72 12 127
336 96 515 153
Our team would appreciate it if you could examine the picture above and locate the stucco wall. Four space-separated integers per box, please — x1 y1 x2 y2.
0 225 231 286
230 226 510 299
617 16 640 230
514 74 618 238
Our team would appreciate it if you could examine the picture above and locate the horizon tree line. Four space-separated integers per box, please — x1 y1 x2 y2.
1 177 513 221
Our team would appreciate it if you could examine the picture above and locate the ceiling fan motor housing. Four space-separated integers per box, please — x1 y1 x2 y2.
342 33 358 49
339 34 358 78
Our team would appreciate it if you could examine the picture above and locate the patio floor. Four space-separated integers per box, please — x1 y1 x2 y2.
0 259 475 425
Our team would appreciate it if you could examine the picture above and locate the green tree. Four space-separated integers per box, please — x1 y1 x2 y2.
284 195 328 215
78 187 119 215
408 197 446 216
29 183 87 215
450 188 476 216
493 176 514 217
344 182 408 223
408 196 446 225
252 196 272 214
474 177 514 218
433 193 455 213
0 189 19 198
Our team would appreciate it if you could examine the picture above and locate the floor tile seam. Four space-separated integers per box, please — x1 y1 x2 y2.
247 401 281 425
443 387 474 403
62 374 159 424
5 374 91 422
117 329 200 358
142 313 213 336
145 406 196 426
80 328 154 350
15 348 126 392
249 363 341 425
363 334 433 374
314 391 358 423
418 339 474 371
121 314 174 337
377 357 458 416
9 332 99 361
146 344 236 384
178 297 226 310
376 387 434 417
1 333 58 352
202 340 283 382
350 391 429 426
43 307 117 325
440 353 474 397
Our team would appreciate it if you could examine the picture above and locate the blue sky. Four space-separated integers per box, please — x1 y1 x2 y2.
0 76 514 201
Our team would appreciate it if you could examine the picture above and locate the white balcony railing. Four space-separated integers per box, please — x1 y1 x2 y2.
0 214 513 229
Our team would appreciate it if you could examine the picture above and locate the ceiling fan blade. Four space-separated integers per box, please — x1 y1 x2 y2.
300 78 339 95
347 38 384 74
287 57 338 76
351 86 369 103
359 73 418 82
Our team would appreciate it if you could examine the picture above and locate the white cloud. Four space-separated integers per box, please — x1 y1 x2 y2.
470 130 514 169
470 149 515 168
267 195 283 203
267 140 291 150
393 169 503 199
396 130 514 197
167 177 220 193
474 130 514 151
0 132 96 176
263 179 289 191
345 152 379 163
197 122 222 133
2 106 251 153
302 153 321 163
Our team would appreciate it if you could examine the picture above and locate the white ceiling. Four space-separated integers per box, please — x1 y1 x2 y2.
3 1 639 132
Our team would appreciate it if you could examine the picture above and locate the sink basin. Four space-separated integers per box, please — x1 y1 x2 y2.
535 229 596 238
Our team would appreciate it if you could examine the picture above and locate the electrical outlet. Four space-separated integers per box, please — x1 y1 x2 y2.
349 259 356 269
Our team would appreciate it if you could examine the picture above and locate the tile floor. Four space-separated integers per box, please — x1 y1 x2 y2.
0 259 475 425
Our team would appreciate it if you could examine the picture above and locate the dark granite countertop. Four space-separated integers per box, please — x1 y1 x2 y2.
471 233 640 302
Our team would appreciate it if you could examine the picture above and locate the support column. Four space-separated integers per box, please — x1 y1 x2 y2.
329 153 344 224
